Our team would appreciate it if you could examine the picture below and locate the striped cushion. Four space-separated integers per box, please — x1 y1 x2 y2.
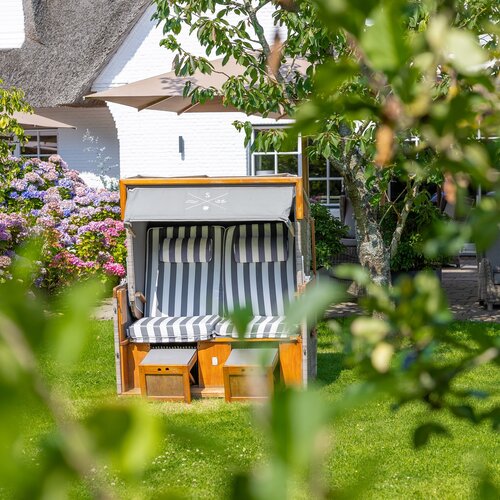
145 226 223 317
214 316 294 339
234 230 288 263
161 237 212 263
128 315 221 343
223 223 296 317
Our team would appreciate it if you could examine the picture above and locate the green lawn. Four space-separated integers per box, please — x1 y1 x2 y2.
22 320 500 498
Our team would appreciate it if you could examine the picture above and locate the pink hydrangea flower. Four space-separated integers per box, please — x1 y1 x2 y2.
24 172 44 185
103 261 126 277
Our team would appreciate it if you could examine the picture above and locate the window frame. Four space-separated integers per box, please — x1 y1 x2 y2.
248 124 303 176
248 125 346 208
15 129 59 159
308 158 344 208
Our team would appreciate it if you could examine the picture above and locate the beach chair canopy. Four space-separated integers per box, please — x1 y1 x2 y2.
124 185 295 223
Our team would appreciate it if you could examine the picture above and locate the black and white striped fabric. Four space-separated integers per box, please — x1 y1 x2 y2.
233 226 288 263
215 315 291 339
161 237 212 263
217 222 296 339
127 226 224 343
146 226 223 317
128 315 220 343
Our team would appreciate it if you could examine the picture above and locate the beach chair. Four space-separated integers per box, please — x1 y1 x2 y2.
113 176 316 400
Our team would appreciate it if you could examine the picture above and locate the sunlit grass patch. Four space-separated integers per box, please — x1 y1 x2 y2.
21 319 500 498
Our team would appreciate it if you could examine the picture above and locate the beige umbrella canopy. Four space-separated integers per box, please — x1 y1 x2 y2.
12 111 76 129
87 56 308 116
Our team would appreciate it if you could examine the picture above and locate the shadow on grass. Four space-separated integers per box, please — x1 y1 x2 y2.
317 351 345 385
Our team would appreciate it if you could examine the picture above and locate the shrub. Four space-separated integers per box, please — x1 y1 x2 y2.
380 193 451 272
0 155 125 292
310 202 348 269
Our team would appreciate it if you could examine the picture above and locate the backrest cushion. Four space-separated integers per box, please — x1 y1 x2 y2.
233 232 288 263
223 223 296 316
146 226 223 317
161 237 212 263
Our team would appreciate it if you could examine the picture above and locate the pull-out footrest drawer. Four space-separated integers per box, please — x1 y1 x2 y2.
139 348 197 402
223 348 279 402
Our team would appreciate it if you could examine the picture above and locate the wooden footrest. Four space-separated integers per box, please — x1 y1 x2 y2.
139 348 197 402
223 348 279 402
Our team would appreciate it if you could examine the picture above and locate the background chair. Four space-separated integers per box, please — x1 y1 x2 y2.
478 229 500 311
332 195 359 265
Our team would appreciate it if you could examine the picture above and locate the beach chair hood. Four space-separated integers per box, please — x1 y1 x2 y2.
124 185 294 223
122 180 300 319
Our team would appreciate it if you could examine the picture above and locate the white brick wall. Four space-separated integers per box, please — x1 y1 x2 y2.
93 4 286 89
36 107 119 177
0 0 25 49
93 4 290 179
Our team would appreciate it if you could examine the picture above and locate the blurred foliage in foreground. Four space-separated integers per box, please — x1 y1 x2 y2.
153 0 499 287
0 244 161 498
1 0 499 497
0 244 498 498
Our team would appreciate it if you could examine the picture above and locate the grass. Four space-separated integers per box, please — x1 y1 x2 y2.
21 320 500 498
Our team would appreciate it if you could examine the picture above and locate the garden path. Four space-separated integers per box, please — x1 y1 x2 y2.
326 257 500 322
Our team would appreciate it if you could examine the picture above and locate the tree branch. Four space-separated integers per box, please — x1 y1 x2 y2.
390 180 421 258
244 0 272 58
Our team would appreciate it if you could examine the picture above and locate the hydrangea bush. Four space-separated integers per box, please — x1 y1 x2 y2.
0 155 125 292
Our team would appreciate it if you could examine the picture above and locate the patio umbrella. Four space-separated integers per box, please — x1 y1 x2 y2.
12 111 76 129
86 56 308 116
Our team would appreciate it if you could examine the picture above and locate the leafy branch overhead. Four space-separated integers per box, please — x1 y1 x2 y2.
0 80 32 158
153 0 500 287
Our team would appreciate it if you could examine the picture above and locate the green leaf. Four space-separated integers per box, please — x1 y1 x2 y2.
444 29 488 75
86 402 161 479
285 280 345 333
477 474 500 500
50 280 105 367
333 264 370 286
227 306 253 339
316 0 379 37
413 422 449 449
360 3 410 73
351 317 390 342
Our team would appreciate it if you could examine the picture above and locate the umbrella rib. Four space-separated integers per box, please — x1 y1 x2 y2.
176 101 201 115
138 96 175 111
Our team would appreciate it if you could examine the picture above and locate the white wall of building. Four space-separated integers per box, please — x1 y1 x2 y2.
93 4 289 179
0 0 25 49
36 107 120 177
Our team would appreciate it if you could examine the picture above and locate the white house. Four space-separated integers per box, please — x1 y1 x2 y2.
0 1 341 209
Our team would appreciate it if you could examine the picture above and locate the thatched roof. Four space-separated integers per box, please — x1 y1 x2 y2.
0 0 151 107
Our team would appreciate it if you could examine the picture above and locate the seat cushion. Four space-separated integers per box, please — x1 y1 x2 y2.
214 316 294 339
128 315 221 343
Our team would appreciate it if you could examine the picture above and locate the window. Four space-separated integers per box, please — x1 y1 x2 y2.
249 126 344 208
18 130 58 159
249 126 302 176
308 157 343 208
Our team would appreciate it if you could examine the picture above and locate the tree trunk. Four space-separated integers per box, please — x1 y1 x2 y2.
343 167 391 288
